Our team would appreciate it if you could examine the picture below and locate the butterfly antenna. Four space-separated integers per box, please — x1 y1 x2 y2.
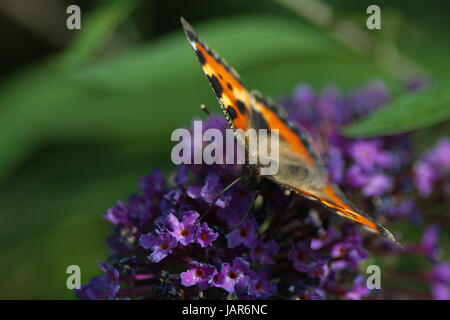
199 176 243 222
200 104 227 131
200 104 240 178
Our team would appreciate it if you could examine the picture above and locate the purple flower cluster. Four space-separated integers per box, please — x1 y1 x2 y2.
75 262 120 300
414 138 450 197
431 262 450 300
76 81 449 300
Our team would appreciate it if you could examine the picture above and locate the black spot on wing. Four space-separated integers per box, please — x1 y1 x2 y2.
227 106 238 120
236 99 247 115
207 74 223 98
207 51 244 86
181 18 200 42
227 82 233 90
195 49 206 65
252 110 269 130
186 30 198 42
181 18 245 88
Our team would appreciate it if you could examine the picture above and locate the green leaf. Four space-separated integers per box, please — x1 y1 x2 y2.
0 14 396 183
412 122 449 157
60 0 141 68
342 78 450 137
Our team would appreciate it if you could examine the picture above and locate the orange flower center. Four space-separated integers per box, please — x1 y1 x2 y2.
228 271 237 280
297 253 306 261
239 228 248 237
180 229 189 236
195 269 204 278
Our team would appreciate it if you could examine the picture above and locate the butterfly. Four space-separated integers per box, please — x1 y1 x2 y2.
181 17 396 243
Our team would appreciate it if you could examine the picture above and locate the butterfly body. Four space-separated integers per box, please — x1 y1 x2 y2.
181 18 396 243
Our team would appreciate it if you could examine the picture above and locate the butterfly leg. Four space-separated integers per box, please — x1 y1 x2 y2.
199 176 243 222
230 191 259 229
200 104 227 130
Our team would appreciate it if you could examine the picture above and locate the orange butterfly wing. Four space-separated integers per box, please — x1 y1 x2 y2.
181 18 252 135
251 92 396 242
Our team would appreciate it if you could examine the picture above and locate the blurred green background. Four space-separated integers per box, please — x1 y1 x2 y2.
0 0 449 299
